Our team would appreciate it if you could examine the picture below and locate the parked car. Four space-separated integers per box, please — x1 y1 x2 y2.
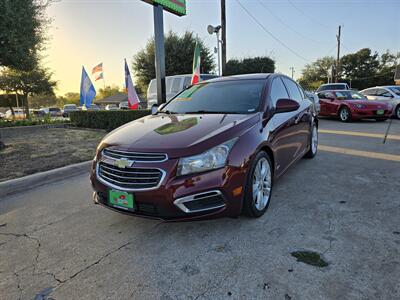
105 104 119 111
82 104 101 111
316 83 350 92
40 107 62 117
317 90 392 122
30 109 45 118
62 104 78 117
5 109 25 119
305 91 320 114
147 74 219 108
119 101 129 110
91 74 318 221
360 86 400 119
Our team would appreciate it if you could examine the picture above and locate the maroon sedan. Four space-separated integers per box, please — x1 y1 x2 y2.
318 90 392 122
91 74 318 221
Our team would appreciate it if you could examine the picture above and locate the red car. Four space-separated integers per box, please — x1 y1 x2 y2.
90 74 318 221
317 90 392 122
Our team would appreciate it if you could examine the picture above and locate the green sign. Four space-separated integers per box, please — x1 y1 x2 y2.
143 0 186 16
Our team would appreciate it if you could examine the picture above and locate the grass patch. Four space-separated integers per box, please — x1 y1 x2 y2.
291 251 328 267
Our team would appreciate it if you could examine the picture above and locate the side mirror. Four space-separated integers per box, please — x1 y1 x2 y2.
275 98 300 114
151 104 159 115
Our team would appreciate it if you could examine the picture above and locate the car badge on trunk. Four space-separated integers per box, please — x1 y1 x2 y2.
115 158 132 169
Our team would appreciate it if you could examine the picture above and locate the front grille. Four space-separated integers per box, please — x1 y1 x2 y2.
103 148 167 162
97 162 164 190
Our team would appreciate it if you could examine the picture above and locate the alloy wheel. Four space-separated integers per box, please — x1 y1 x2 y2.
252 157 272 211
340 107 349 121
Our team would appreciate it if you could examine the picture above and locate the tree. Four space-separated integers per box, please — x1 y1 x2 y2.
0 0 51 71
0 67 57 117
225 56 275 76
97 85 121 99
132 31 215 93
63 92 80 106
298 56 336 90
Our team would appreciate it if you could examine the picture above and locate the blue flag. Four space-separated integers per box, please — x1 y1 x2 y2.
80 66 96 107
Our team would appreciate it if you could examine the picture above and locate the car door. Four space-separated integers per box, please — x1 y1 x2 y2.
281 78 311 158
267 77 299 175
375 89 394 104
318 92 330 115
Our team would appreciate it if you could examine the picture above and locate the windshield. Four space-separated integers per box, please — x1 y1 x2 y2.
334 91 365 100
388 87 400 96
160 80 265 114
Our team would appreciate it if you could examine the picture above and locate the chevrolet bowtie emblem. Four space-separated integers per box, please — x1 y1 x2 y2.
115 158 132 169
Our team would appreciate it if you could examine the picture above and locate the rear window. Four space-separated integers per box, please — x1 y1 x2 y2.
170 77 182 93
319 84 347 91
49 108 60 112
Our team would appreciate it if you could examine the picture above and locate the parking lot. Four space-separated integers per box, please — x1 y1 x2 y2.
1 118 399 300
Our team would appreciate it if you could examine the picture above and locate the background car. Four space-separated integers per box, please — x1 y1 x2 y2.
147 74 219 108
317 90 392 122
5 109 25 119
360 86 400 119
40 107 62 117
62 104 78 117
82 104 101 111
316 83 350 92
0 112 5 119
305 91 320 114
105 104 119 111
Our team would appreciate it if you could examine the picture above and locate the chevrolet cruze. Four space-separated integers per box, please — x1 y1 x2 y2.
90 74 318 220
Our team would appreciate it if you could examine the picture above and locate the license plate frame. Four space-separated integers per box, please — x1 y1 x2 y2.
108 189 135 211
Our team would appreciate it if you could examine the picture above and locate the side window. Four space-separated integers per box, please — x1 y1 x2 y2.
318 92 326 99
377 89 392 97
165 77 173 93
282 78 303 103
270 77 289 107
364 88 376 96
183 76 191 89
296 84 307 101
170 78 182 94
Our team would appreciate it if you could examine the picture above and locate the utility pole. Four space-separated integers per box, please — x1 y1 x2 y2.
289 67 295 79
221 0 226 75
153 4 166 105
336 25 341 83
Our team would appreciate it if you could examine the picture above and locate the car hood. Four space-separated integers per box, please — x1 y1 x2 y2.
100 113 260 158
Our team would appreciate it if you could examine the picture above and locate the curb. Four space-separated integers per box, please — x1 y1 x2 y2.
0 160 92 199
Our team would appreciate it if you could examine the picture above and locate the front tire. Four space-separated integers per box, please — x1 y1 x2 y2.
304 123 318 158
243 151 273 218
339 106 351 122
395 105 400 119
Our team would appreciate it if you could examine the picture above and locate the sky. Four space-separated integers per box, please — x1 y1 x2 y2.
44 0 400 95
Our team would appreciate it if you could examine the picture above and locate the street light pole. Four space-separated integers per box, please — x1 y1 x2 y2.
207 25 222 76
221 0 226 75
153 4 166 105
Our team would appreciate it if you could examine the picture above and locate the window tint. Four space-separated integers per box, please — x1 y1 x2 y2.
270 78 289 106
282 78 303 103
170 78 182 93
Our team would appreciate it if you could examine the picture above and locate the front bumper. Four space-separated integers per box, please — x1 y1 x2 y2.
350 108 392 119
90 159 247 221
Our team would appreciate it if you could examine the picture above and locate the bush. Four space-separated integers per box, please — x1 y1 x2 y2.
70 110 151 131
0 118 69 128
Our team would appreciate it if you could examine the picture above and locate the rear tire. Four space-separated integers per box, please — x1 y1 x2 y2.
243 151 273 218
339 107 351 122
304 123 318 158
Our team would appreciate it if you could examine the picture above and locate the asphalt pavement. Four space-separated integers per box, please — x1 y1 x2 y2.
1 119 399 300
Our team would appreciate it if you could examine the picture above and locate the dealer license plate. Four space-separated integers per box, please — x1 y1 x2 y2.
108 190 134 210
376 110 384 115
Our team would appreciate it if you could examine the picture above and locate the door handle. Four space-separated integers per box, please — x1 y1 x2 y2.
294 116 301 124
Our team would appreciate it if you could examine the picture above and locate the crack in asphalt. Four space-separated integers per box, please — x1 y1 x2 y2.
323 207 335 254
14 271 23 300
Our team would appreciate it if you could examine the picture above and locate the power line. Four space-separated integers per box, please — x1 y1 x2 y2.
257 0 330 44
236 0 312 63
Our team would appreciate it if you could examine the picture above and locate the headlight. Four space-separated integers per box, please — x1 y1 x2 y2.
355 104 365 109
177 138 238 176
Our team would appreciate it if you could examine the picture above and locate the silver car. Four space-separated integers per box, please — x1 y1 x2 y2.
360 86 400 119
305 91 320 114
